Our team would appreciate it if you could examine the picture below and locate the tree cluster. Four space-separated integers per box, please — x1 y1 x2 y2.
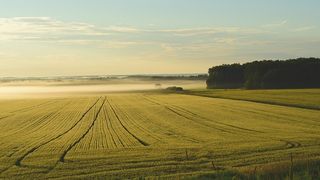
207 58 320 89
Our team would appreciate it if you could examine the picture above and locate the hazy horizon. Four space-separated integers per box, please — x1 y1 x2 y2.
1 0 320 77
0 73 207 79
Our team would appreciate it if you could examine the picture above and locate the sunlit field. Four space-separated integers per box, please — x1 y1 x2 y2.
186 89 320 110
1 0 320 179
0 86 319 179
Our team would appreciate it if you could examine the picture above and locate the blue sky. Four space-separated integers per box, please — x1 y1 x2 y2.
0 0 319 76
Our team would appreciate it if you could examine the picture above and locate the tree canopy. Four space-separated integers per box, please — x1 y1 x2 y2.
207 58 320 89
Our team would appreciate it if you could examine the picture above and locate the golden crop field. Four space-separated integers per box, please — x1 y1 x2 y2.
186 89 320 110
0 92 320 179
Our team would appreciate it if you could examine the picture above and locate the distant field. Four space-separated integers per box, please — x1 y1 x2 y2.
0 92 319 179
186 89 320 110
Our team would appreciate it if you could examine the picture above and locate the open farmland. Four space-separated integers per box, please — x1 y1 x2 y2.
186 89 320 110
0 92 320 179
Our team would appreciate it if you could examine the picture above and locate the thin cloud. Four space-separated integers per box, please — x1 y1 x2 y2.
291 26 315 32
146 27 267 37
0 17 107 41
0 17 271 41
0 16 311 54
262 20 287 28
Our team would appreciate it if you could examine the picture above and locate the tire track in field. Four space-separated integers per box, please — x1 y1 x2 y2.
145 95 263 134
0 100 73 143
0 115 10 121
171 104 264 133
14 97 102 168
103 105 125 148
142 96 233 134
1 101 71 160
1 100 70 137
10 100 56 114
59 97 106 162
169 101 303 150
110 98 162 143
106 98 149 147
170 100 303 149
0 100 55 122
143 95 303 150
97 108 110 149
137 95 202 143
168 101 303 150
0 103 68 174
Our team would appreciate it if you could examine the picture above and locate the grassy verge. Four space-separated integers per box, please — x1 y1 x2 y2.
185 158 320 180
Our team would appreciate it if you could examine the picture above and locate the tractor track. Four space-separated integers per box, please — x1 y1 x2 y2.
0 115 11 121
11 97 102 170
10 100 57 114
106 98 149 147
143 96 234 134
103 106 125 148
171 104 264 133
59 97 106 163
110 98 162 143
143 95 303 151
144 95 263 134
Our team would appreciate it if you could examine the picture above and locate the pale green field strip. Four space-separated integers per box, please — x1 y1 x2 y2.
186 89 320 110
0 93 319 179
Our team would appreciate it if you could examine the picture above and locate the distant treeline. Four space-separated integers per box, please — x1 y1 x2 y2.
207 58 320 89
129 74 208 80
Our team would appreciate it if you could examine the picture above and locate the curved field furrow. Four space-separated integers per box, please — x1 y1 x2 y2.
0 100 72 139
111 94 202 145
144 94 310 150
103 106 121 149
0 92 320 179
146 95 264 134
59 97 106 162
143 95 236 134
9 100 56 114
103 107 118 149
0 100 72 163
105 98 149 147
0 115 11 121
104 106 126 148
172 104 264 133
107 97 161 145
0 97 102 174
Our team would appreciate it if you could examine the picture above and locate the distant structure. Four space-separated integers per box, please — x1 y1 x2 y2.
166 86 184 92
155 83 162 89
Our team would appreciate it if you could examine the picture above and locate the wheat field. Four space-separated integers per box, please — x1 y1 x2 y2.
0 92 319 179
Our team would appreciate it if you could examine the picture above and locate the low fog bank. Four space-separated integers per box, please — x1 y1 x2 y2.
0 84 156 94
0 78 205 99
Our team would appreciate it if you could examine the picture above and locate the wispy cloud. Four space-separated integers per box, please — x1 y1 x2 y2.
0 17 270 42
0 17 97 34
0 17 144 41
0 16 316 54
262 20 287 28
144 26 268 37
0 17 101 41
291 26 315 32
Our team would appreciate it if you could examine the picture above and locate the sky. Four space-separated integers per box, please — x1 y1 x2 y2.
0 0 319 77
